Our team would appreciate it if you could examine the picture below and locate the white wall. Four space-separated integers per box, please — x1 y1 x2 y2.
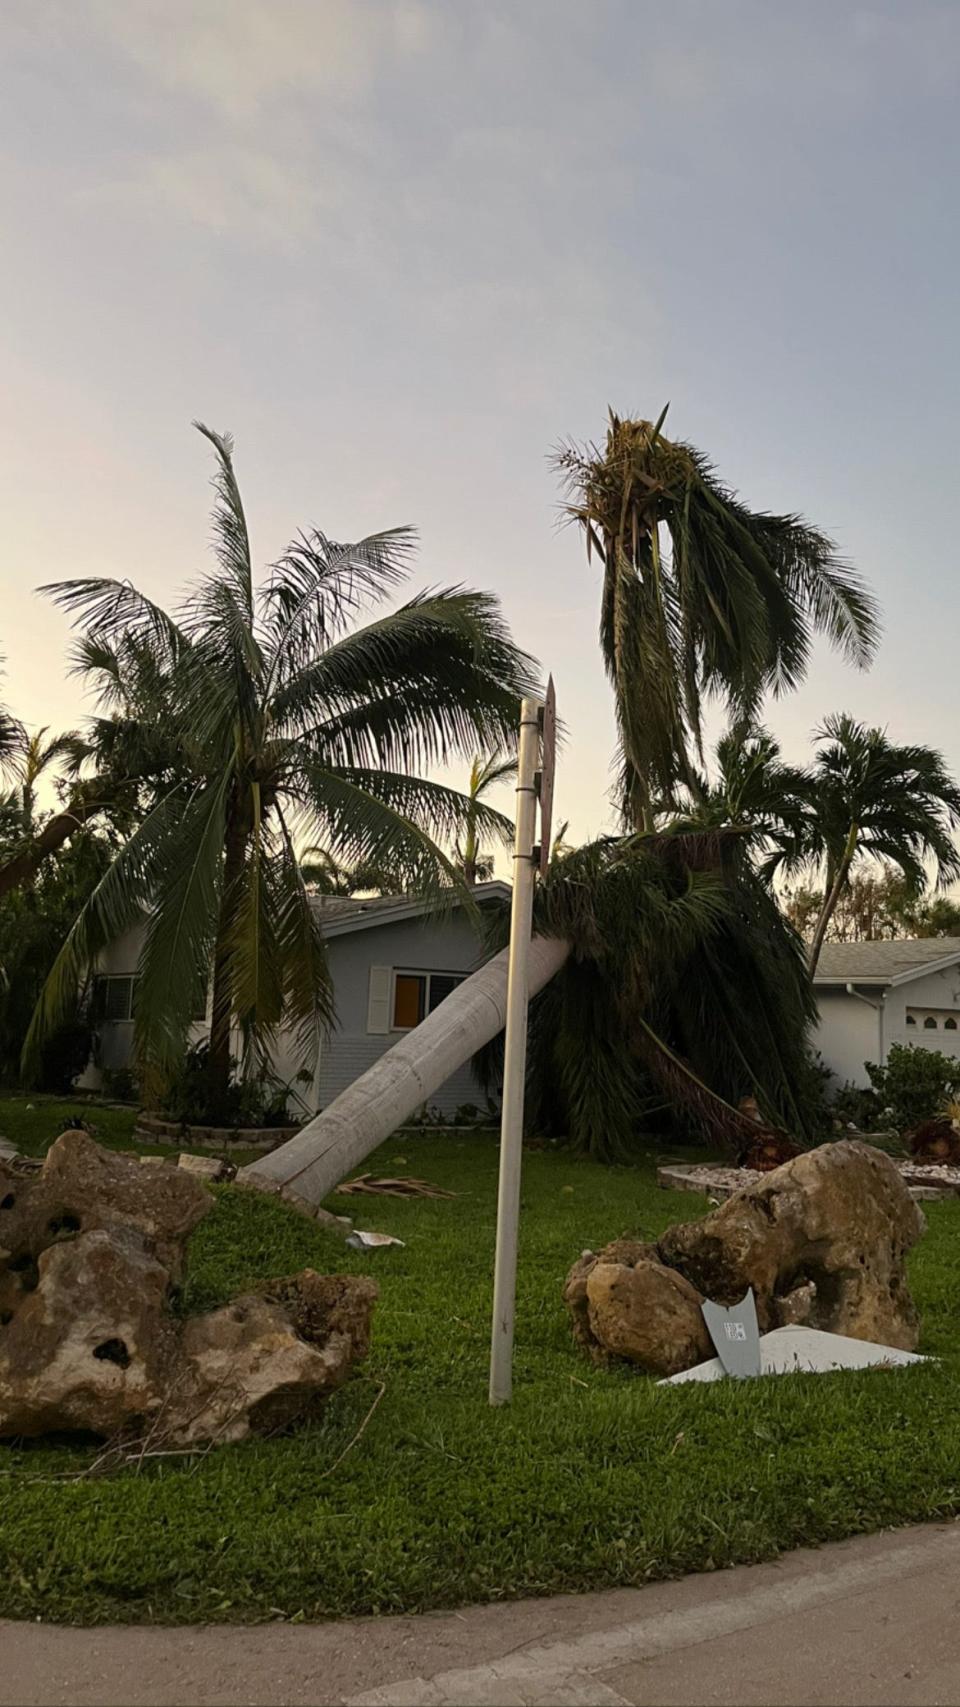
816 962 960 1089
814 988 883 1089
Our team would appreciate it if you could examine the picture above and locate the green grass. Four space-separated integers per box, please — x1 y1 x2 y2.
0 1095 141 1156
0 1094 266 1168
2 1128 960 1625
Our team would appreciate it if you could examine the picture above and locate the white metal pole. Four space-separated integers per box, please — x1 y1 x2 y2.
489 695 542 1406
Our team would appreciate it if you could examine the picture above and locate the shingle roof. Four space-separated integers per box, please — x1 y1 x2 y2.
309 880 511 937
813 938 960 986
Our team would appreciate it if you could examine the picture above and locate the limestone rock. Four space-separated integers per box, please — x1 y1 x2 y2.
658 1141 925 1351
563 1239 656 1353
177 1152 236 1182
0 1227 175 1438
564 1239 711 1376
1 1129 211 1283
173 1272 378 1446
0 1134 377 1444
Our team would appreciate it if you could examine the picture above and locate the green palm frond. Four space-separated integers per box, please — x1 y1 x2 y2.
556 410 879 820
134 775 230 1080
192 423 254 617
21 784 189 1073
262 527 418 680
43 577 189 664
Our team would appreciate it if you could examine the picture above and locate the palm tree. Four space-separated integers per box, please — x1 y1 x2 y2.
299 849 398 896
5 728 77 835
455 752 516 885
26 423 537 1107
804 714 960 973
667 722 811 879
555 410 879 829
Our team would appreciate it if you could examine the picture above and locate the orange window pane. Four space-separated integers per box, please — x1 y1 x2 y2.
393 974 425 1028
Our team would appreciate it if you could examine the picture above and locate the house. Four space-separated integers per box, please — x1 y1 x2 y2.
89 881 511 1117
813 938 960 1089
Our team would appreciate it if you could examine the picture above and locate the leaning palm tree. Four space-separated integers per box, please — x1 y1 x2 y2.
804 714 960 973
455 751 516 884
556 410 879 828
26 423 537 1106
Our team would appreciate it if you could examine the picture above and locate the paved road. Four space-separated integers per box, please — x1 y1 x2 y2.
4 1521 960 1707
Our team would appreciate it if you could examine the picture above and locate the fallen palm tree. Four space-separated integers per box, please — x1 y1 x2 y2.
241 828 821 1208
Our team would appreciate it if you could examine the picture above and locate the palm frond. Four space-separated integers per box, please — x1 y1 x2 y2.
192 422 254 617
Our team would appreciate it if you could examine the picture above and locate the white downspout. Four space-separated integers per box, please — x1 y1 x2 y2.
845 982 886 1065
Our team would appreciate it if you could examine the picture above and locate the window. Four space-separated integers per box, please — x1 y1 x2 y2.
392 970 464 1030
946 1018 958 1032
906 1014 916 1026
94 975 136 1023
924 1016 938 1030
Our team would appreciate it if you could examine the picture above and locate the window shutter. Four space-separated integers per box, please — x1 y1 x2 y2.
367 966 393 1034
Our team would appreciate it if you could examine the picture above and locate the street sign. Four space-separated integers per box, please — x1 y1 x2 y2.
701 1289 761 1378
538 675 556 877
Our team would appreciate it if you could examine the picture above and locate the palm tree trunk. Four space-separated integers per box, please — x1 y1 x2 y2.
0 793 106 899
809 826 858 975
208 809 246 1105
238 933 571 1209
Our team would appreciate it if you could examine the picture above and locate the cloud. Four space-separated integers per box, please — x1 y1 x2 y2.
88 0 436 120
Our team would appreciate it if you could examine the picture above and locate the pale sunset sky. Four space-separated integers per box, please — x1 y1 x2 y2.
1 2 958 846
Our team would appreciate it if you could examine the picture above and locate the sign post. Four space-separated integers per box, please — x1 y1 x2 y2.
489 682 554 1406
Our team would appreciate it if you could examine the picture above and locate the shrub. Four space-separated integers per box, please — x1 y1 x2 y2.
865 1043 960 1133
99 1066 139 1104
830 1080 884 1132
157 1045 304 1128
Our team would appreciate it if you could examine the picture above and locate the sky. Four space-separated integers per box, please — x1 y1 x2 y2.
2 1 959 851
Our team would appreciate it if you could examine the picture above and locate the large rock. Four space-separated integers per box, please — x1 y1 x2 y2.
0 1227 176 1438
658 1141 924 1351
173 1272 378 1446
564 1142 925 1375
564 1240 712 1376
1 1129 211 1283
0 1133 377 1444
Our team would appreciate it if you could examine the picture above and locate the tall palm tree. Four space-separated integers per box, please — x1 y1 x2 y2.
556 410 879 829
27 423 537 1105
804 714 960 973
455 752 516 885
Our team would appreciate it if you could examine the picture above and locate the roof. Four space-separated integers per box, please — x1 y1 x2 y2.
813 938 960 988
310 880 511 939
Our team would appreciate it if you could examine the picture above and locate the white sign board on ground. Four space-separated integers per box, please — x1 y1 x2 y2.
660 1325 927 1385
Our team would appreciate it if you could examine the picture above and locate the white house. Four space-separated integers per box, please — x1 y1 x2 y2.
813 938 960 1088
89 881 511 1117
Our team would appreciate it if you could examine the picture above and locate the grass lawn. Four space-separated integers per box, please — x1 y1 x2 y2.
2 1126 960 1625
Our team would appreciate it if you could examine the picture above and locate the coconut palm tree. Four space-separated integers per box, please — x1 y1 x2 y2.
26 423 537 1106
455 752 516 885
804 714 960 973
555 410 879 829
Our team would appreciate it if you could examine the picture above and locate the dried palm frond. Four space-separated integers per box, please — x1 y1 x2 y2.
335 1174 456 1199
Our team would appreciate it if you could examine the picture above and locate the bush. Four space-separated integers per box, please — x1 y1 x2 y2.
157 1045 305 1128
99 1066 139 1104
36 1015 95 1096
830 1080 884 1132
865 1043 960 1133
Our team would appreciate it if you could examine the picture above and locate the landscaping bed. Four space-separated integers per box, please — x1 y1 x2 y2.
133 1113 298 1153
2 1130 960 1626
658 1156 960 1202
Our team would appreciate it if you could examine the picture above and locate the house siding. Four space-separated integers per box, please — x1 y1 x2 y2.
316 914 491 1116
815 962 960 1089
86 907 495 1118
814 989 883 1089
